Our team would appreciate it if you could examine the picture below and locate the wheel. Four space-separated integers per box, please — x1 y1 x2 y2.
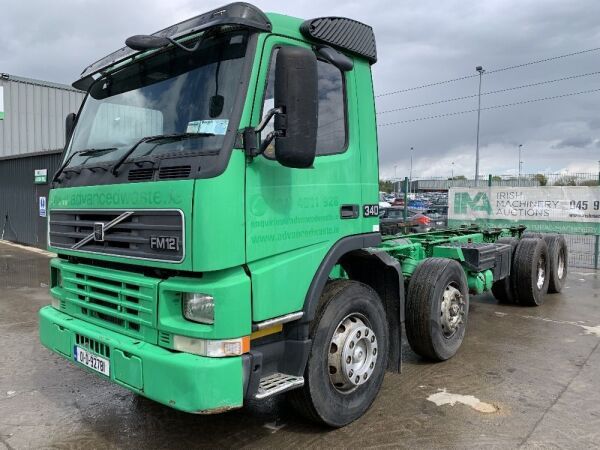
491 237 519 304
512 238 550 306
522 231 543 238
288 280 389 427
405 258 469 361
545 234 568 293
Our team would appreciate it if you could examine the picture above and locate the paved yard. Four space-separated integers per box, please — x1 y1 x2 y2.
1 241 599 449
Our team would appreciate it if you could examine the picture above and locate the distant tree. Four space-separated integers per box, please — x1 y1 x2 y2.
453 175 467 180
534 173 548 186
491 175 502 181
379 179 394 193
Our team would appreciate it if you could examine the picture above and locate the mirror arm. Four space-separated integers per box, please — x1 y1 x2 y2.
244 107 284 158
257 130 283 155
255 107 283 133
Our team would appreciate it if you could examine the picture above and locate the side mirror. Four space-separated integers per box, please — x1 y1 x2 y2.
273 46 318 168
65 112 77 144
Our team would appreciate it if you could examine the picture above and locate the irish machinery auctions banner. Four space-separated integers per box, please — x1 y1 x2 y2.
448 186 600 235
0 86 4 120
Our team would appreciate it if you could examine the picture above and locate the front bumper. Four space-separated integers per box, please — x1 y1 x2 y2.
39 306 244 413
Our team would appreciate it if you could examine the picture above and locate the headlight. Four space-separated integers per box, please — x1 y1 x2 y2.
182 293 214 324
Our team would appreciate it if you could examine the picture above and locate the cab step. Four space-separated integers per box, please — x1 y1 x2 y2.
255 373 304 399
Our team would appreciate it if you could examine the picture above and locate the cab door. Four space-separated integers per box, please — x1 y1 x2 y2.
245 35 363 320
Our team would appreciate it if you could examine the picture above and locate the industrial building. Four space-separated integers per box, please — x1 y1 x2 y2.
0 73 84 248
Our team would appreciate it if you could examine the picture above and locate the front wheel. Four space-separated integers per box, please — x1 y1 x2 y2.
288 280 389 427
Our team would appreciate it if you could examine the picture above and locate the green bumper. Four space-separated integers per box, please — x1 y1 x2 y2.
39 306 244 413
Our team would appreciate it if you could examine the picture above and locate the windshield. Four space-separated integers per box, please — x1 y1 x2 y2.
65 30 250 169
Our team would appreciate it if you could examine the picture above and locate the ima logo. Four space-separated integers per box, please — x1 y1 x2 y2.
454 192 492 215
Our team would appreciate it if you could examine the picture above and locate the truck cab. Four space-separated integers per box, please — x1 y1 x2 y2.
40 3 385 425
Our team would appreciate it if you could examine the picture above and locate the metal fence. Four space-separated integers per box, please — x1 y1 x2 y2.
564 234 599 270
385 173 599 269
392 172 599 192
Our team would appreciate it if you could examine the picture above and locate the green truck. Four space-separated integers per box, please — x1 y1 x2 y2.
40 3 568 427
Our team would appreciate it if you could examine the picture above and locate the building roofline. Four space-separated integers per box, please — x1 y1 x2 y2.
0 73 83 93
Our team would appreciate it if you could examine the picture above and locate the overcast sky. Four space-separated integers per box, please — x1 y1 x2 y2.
1 0 599 179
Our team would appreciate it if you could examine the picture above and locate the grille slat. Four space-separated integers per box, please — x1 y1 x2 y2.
65 294 148 326
50 219 181 231
49 209 184 262
159 165 191 179
63 275 151 302
128 168 155 181
62 283 152 313
76 334 111 358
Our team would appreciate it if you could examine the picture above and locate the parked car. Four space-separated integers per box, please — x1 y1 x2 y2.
379 207 433 235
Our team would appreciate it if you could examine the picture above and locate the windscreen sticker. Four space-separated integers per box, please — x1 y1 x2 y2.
187 119 229 135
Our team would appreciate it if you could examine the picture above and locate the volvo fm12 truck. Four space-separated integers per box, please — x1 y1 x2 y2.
40 3 568 427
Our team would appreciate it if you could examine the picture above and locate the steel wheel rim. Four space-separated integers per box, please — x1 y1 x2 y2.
440 283 465 338
536 255 546 290
557 251 565 280
328 313 378 393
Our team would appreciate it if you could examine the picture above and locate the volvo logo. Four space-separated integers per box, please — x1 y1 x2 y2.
71 211 134 250
93 223 105 242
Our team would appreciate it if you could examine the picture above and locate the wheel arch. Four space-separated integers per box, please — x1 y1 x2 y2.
300 233 404 373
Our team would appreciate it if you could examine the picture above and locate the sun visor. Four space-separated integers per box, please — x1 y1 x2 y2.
73 2 271 91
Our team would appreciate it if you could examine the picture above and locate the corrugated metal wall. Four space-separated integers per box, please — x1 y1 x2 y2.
0 74 84 158
0 151 62 248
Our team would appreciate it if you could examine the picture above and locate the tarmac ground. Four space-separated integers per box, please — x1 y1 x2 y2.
1 241 599 449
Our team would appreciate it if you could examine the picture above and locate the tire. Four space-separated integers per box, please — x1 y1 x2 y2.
491 237 519 304
545 234 568 293
522 231 543 239
512 238 550 306
405 258 469 361
288 280 389 427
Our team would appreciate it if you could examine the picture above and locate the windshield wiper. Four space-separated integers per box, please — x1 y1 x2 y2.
111 132 215 176
53 147 118 183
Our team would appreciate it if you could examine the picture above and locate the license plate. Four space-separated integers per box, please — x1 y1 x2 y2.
73 346 110 376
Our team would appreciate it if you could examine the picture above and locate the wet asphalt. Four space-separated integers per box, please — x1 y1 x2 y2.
1 241 599 449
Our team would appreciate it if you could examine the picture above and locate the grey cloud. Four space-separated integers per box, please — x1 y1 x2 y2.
1 0 599 176
553 136 593 149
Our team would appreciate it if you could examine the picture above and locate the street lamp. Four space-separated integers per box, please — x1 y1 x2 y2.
518 144 523 186
409 147 414 194
475 66 485 187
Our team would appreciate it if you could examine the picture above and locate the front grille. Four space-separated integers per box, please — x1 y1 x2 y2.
76 333 111 358
61 262 158 342
49 209 184 262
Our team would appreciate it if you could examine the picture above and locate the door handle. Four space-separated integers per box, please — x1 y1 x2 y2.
340 204 359 219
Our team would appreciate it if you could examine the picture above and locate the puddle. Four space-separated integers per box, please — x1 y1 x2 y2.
581 325 600 337
427 389 497 413
263 421 286 433
497 312 600 338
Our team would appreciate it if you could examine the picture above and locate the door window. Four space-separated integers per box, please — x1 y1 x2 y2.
261 47 348 156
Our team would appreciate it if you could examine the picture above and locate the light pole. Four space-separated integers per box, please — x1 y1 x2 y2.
409 147 414 195
451 161 455 187
475 66 485 187
518 144 523 186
